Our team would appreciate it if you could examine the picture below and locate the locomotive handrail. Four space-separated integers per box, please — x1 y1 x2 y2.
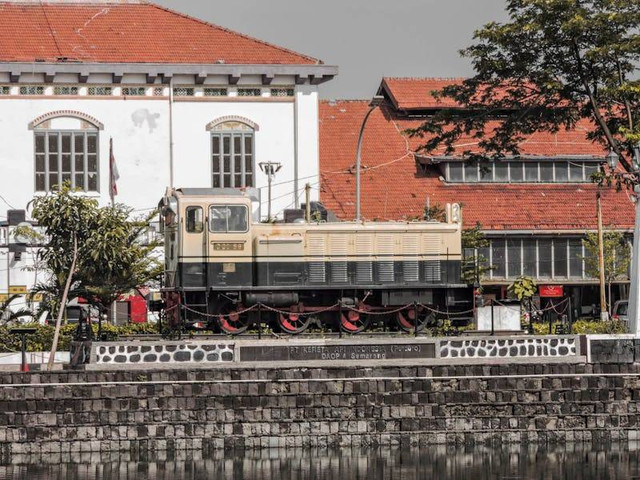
176 301 478 319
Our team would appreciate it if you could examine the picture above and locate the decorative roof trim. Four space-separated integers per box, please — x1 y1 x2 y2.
0 62 338 85
28 110 104 130
205 115 259 131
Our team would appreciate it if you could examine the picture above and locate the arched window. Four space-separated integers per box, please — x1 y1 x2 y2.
30 112 102 192
207 118 256 188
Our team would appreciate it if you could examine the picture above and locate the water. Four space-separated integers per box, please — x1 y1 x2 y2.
2 444 639 480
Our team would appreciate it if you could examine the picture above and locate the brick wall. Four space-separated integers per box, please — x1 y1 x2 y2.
0 362 639 455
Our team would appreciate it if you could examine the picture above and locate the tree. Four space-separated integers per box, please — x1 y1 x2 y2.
0 295 33 323
461 223 492 286
508 276 538 301
407 0 640 179
583 230 631 313
29 186 162 367
72 205 163 315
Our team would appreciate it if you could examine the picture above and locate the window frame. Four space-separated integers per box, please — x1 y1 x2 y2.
204 87 228 97
445 160 600 184
34 129 100 193
185 206 204 234
88 86 113 96
487 236 589 280
210 127 255 189
121 86 148 97
208 205 249 233
236 87 262 97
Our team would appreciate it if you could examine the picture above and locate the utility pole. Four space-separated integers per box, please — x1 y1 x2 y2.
305 183 311 222
596 191 608 321
259 161 282 222
607 145 640 333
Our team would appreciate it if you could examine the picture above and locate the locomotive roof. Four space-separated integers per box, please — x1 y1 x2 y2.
177 188 246 196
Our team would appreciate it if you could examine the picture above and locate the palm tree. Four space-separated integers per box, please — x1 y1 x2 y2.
0 295 33 323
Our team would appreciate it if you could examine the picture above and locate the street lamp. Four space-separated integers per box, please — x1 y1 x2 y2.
607 147 640 334
259 161 282 222
355 95 385 222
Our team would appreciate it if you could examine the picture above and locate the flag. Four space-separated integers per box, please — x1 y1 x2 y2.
109 137 120 204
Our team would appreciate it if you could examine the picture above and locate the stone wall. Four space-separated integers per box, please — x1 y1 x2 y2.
88 335 582 368
0 362 639 455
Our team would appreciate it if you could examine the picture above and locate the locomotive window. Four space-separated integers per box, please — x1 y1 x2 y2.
185 207 204 233
209 205 248 233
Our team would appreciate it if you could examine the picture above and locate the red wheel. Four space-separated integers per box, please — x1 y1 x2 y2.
216 304 251 335
395 306 434 333
340 309 371 334
278 306 311 334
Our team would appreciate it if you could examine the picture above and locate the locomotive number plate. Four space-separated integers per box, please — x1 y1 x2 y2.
223 262 236 273
213 242 244 251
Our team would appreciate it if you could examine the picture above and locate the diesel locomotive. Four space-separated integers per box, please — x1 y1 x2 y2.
159 188 470 334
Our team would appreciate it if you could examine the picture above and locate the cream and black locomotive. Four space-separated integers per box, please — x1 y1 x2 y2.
160 188 470 334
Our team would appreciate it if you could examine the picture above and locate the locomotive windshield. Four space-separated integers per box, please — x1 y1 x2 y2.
209 205 248 233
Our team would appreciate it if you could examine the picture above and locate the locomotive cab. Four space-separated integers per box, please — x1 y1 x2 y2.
160 188 255 291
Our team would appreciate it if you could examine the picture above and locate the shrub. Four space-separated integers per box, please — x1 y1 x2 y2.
0 322 159 352
531 319 627 335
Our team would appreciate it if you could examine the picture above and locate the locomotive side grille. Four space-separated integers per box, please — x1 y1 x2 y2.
425 261 441 283
308 235 326 283
377 234 394 283
329 234 348 283
355 234 373 284
403 234 420 282
423 234 441 283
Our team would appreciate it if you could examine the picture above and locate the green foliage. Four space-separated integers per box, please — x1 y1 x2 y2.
428 318 471 337
531 319 627 335
0 322 159 353
583 230 631 283
0 295 33 323
461 223 491 285
583 229 630 313
407 0 640 183
424 202 446 222
508 276 537 300
29 185 162 313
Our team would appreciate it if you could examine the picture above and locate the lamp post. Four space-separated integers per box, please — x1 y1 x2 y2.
355 95 385 222
259 161 282 222
10 327 36 372
607 146 640 334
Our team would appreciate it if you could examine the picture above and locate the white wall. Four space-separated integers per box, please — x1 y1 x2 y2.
0 85 321 295
0 88 319 217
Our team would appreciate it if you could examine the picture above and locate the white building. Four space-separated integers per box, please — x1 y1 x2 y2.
0 0 336 298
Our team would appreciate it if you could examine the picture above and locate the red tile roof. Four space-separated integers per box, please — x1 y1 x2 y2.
381 77 464 110
0 1 319 64
319 99 634 230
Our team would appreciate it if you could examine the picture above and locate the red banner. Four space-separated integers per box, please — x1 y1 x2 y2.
539 285 564 298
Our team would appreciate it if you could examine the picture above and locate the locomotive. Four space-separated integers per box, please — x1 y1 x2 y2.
159 188 470 334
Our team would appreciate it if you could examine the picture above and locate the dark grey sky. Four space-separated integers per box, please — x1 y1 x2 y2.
155 0 508 99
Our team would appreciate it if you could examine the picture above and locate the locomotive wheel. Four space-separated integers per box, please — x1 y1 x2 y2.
340 309 371 334
277 311 311 334
395 305 435 333
216 304 251 335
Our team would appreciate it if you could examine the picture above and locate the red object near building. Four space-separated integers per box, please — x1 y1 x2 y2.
539 285 564 298
126 294 148 323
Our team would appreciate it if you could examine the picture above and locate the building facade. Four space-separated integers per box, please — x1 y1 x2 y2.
319 78 634 316
0 0 336 300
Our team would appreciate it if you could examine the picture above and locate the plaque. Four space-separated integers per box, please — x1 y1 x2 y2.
240 343 435 362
